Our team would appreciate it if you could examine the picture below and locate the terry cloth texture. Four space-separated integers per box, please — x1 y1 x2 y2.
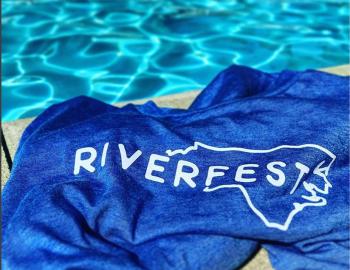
2 65 349 270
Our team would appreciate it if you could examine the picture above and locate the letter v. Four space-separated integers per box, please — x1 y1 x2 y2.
118 144 143 170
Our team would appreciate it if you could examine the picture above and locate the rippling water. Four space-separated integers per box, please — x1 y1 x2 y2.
2 0 349 121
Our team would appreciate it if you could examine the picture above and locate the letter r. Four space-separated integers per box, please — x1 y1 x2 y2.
74 147 97 175
174 160 199 188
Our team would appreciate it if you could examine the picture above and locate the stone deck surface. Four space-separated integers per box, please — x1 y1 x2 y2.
1 64 349 269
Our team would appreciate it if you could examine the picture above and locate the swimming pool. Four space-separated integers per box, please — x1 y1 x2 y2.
2 0 349 121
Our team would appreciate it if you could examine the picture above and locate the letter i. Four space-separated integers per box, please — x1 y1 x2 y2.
101 142 109 167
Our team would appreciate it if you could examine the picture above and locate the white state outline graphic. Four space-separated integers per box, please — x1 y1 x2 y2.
166 142 336 231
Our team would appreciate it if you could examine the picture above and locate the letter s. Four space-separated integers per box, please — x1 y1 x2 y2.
266 161 286 187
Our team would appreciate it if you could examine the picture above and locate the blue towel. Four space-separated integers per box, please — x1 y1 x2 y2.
3 65 349 269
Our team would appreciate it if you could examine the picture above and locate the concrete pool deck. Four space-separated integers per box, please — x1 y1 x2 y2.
1 64 349 269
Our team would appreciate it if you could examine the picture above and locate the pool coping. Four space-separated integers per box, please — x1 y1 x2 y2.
1 64 349 269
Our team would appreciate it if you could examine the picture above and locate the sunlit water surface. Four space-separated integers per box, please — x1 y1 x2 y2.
2 0 349 121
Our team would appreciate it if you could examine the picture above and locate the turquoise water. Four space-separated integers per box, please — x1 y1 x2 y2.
2 0 349 121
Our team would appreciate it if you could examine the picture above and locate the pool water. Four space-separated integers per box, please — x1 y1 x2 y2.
2 0 349 121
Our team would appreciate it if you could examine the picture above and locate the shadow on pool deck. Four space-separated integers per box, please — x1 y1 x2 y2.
1 64 349 269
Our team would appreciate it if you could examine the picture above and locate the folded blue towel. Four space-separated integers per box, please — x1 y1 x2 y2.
3 65 349 269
